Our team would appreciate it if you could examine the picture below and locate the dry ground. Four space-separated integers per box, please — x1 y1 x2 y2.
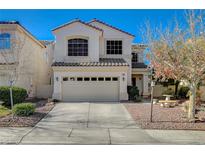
0 100 54 127
124 102 205 130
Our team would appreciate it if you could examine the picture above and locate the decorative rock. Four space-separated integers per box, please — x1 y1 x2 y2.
164 102 171 108
153 99 158 104
47 98 53 103
160 103 165 107
199 117 205 122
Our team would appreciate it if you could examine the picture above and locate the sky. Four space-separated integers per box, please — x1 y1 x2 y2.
0 9 187 43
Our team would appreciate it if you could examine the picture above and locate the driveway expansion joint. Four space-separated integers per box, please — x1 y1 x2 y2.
2 103 205 145
87 103 91 128
17 127 35 144
107 128 112 145
68 128 73 137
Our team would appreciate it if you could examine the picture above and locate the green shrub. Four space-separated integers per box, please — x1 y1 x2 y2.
162 88 175 95
178 86 190 98
127 86 140 101
12 103 35 116
0 86 27 107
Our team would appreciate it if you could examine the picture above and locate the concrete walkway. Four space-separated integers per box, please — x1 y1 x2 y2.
0 102 205 144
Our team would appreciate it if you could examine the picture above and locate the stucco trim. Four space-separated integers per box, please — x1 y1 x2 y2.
88 19 135 37
52 19 103 35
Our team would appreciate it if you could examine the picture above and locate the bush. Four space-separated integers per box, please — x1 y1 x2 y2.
178 86 190 98
0 86 27 107
162 88 175 95
127 86 140 101
12 103 35 116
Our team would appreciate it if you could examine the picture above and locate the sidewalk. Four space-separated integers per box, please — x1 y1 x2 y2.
0 127 205 144
1 102 205 144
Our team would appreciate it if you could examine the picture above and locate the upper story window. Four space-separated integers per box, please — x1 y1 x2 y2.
132 53 138 63
68 38 88 56
0 33 11 49
106 40 122 55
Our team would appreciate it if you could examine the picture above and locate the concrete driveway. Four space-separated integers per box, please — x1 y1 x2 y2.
1 102 205 144
21 102 151 144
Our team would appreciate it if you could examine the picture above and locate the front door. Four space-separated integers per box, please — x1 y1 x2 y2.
132 78 136 86
135 76 143 96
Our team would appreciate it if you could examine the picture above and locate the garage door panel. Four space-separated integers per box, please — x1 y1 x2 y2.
62 81 119 102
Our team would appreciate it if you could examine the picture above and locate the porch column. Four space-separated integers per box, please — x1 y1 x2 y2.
143 74 150 97
52 72 62 100
120 72 128 101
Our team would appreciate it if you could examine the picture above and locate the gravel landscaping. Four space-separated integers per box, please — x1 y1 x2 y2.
124 102 205 130
0 99 55 127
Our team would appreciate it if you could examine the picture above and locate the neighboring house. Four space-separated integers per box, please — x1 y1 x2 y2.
51 19 150 102
0 21 52 98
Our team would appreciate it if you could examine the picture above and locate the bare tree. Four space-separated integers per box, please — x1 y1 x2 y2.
0 27 26 109
142 10 205 121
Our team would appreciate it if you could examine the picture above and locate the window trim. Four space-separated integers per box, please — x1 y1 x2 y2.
84 77 90 81
67 37 88 56
132 53 138 63
77 77 83 81
106 39 123 55
63 77 68 81
0 33 11 50
98 77 104 81
112 77 118 81
105 77 111 81
91 77 97 81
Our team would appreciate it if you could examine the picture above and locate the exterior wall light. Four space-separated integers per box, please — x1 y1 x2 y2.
122 73 125 81
56 76 59 82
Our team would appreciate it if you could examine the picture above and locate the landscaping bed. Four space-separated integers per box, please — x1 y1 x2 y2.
0 99 54 127
124 102 205 130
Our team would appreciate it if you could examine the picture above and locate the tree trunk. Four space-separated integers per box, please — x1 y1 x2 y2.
188 83 197 121
9 87 13 109
175 81 179 97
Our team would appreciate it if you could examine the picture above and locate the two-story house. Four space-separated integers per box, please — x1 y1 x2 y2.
0 20 150 101
51 19 150 102
0 21 52 98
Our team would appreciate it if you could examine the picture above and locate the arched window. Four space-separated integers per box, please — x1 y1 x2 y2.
68 38 88 56
0 33 11 49
132 53 138 63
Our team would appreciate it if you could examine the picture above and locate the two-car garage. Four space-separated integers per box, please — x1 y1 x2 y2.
52 59 129 102
62 76 119 102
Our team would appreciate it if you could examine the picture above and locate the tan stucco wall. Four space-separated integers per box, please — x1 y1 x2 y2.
0 24 52 98
53 21 134 87
90 21 134 86
52 66 129 101
53 22 102 63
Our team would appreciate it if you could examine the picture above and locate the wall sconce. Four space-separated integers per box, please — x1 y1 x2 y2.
122 73 125 81
56 76 59 82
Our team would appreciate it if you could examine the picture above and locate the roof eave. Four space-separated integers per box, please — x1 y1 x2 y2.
88 19 135 38
52 20 103 35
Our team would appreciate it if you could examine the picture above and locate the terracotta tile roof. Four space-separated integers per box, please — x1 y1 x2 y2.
0 62 15 65
52 58 129 67
88 19 135 37
52 19 103 33
0 21 19 24
132 62 147 68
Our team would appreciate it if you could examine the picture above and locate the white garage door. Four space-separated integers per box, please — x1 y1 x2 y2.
62 77 119 102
